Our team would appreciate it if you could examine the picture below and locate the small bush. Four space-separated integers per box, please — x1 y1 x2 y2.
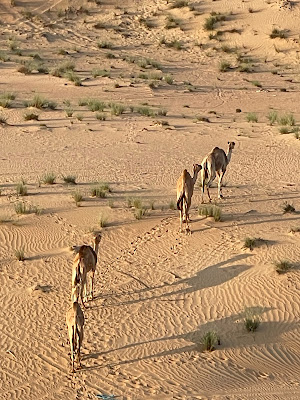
136 106 155 117
149 200 155 210
0 115 7 124
282 202 295 213
96 113 106 121
274 260 293 274
87 99 106 112
279 126 289 134
76 114 83 121
279 113 295 126
90 184 109 198
201 331 218 351
170 0 188 8
219 61 231 72
14 202 40 215
109 103 126 116
169 200 176 210
92 69 110 78
246 112 258 123
65 108 73 117
165 40 183 50
244 308 260 332
42 172 56 185
99 214 108 228
251 80 262 88
16 183 28 196
165 15 180 29
17 63 34 74
15 248 25 261
64 71 81 86
270 28 286 39
63 175 76 184
134 207 148 220
243 237 261 251
0 93 15 108
72 191 83 206
24 95 56 109
267 110 278 125
24 112 39 121
97 41 113 49
199 205 222 221
51 61 75 77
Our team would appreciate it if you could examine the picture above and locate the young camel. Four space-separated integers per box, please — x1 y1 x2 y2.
177 164 202 232
72 233 101 307
200 141 235 203
66 301 85 373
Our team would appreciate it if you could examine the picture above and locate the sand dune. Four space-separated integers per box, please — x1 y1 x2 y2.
0 0 300 399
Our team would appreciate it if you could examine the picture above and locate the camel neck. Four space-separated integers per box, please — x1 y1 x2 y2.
226 148 232 163
93 242 99 254
192 170 199 185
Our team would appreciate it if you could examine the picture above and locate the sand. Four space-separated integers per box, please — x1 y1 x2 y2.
0 0 300 399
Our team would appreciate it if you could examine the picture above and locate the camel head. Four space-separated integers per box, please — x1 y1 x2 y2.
193 164 202 174
93 233 102 245
227 141 235 151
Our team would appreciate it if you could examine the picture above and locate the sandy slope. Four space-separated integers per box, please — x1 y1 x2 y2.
0 0 300 399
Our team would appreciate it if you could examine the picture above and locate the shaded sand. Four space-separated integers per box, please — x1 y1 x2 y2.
0 0 300 399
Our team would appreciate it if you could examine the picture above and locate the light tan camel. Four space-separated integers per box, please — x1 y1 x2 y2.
66 301 84 373
200 141 235 203
177 164 202 232
71 234 101 307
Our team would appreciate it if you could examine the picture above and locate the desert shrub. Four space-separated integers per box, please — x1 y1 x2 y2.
165 39 183 50
246 112 258 123
24 95 56 109
243 237 261 251
274 260 293 274
51 61 75 77
16 183 28 196
64 71 81 86
164 75 174 84
149 200 155 210
97 41 113 49
279 126 289 134
169 200 176 210
15 247 25 261
0 115 7 124
201 331 218 351
42 172 56 184
96 113 106 121
99 214 108 227
279 113 295 126
219 61 231 72
282 202 295 213
65 108 73 117
136 106 155 117
134 207 148 220
76 114 83 121
270 28 286 39
169 0 188 8
86 99 105 112
109 103 125 116
63 175 76 184
0 92 15 108
90 183 110 198
290 226 300 233
267 110 278 125
243 307 260 332
165 15 180 29
199 205 222 221
251 80 262 88
14 202 40 214
92 69 110 78
17 63 34 74
72 190 83 206
24 112 39 121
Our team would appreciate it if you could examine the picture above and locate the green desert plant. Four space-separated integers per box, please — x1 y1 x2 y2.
63 175 76 184
134 207 148 220
243 237 262 251
64 70 81 86
219 61 231 72
279 113 295 126
99 214 108 228
90 184 109 198
24 95 56 109
199 205 222 221
243 307 260 332
92 68 110 78
282 202 295 213
0 92 15 108
15 247 25 261
246 112 258 123
24 112 39 121
274 260 293 274
51 61 75 77
165 15 180 29
14 202 40 215
109 103 126 116
270 28 286 39
251 80 262 88
267 110 278 125
96 113 106 121
72 190 83 206
42 172 56 184
279 126 289 134
170 0 188 8
201 331 218 351
16 182 28 196
0 115 7 124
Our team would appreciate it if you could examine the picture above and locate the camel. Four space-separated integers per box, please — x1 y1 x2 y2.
71 233 101 306
177 164 202 232
200 141 235 203
66 301 84 373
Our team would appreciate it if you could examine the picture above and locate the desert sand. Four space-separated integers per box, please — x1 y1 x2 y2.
0 0 300 399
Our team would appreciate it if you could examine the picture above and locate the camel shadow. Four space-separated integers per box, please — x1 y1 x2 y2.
97 253 253 307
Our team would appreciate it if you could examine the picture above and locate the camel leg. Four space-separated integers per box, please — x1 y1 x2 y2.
90 272 95 300
179 209 183 232
201 181 205 204
217 170 226 199
206 184 212 203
